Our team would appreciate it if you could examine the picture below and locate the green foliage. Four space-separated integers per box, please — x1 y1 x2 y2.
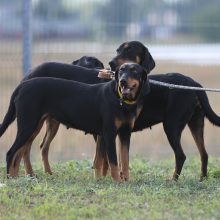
192 4 220 41
98 0 133 39
34 0 75 19
0 157 220 220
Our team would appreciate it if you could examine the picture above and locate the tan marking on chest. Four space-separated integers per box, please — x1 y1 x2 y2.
136 55 141 64
136 106 143 118
115 118 124 130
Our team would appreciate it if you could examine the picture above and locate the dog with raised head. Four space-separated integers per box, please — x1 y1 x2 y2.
94 41 220 181
1 63 150 181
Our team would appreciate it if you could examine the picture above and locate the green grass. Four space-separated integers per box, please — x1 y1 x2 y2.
0 157 220 220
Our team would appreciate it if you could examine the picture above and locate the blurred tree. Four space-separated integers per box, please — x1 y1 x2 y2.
98 0 133 39
34 0 71 19
162 0 220 42
192 4 220 41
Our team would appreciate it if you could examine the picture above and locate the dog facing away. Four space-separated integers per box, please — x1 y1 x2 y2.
94 41 220 181
1 63 150 181
72 56 104 69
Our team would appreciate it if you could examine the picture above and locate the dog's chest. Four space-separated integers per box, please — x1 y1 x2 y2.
114 105 143 130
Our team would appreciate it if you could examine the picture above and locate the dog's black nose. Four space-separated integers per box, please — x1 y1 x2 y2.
120 79 127 87
109 60 116 70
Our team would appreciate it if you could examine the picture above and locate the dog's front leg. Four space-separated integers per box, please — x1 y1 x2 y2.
103 131 121 182
118 130 131 181
93 135 108 179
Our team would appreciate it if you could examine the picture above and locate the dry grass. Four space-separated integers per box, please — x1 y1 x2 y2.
1 41 220 168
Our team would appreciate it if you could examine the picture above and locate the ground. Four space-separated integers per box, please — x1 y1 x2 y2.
0 157 220 220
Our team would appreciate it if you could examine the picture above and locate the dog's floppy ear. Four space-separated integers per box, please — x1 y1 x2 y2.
114 68 120 92
142 77 150 96
140 69 150 96
141 68 149 82
141 48 155 74
98 61 105 69
72 59 79 65
114 68 119 82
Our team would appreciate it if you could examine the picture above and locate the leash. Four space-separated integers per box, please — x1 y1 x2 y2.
149 79 220 92
98 70 220 93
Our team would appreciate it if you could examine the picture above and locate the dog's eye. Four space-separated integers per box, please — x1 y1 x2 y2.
132 83 137 88
130 67 137 73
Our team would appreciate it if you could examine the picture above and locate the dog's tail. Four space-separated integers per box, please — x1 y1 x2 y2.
0 88 18 137
197 90 220 126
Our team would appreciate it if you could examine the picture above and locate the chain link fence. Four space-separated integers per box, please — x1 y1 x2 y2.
1 0 220 163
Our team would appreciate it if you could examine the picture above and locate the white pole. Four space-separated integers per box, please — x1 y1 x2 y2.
22 0 32 76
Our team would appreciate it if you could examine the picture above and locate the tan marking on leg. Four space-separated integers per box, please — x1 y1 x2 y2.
21 114 48 176
9 146 26 177
118 142 129 181
14 147 26 177
102 152 109 176
118 145 122 178
23 145 35 176
40 117 59 174
108 162 121 182
189 127 208 181
93 136 104 179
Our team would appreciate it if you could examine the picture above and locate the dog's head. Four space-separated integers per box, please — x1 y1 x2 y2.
115 63 150 102
109 41 155 74
72 56 104 69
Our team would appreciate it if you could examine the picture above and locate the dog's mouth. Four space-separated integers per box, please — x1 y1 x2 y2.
120 86 133 100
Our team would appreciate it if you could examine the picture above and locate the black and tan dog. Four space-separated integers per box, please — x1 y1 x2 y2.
1 63 150 181
95 41 220 181
0 47 155 177
24 56 105 175
0 56 107 176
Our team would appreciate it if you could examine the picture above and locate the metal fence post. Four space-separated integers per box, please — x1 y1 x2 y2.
22 0 32 76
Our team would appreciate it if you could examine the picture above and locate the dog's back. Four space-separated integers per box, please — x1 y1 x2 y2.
24 62 105 84
16 78 115 134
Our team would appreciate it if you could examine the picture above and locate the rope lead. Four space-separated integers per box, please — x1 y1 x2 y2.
149 79 220 92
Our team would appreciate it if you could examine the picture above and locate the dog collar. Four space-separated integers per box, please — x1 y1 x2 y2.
117 86 136 105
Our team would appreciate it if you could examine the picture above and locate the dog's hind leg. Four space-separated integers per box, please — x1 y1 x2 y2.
7 116 46 177
39 117 59 174
188 109 208 181
102 151 109 176
163 121 186 181
7 129 37 177
93 136 107 179
22 116 46 176
103 131 121 182
23 145 33 176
